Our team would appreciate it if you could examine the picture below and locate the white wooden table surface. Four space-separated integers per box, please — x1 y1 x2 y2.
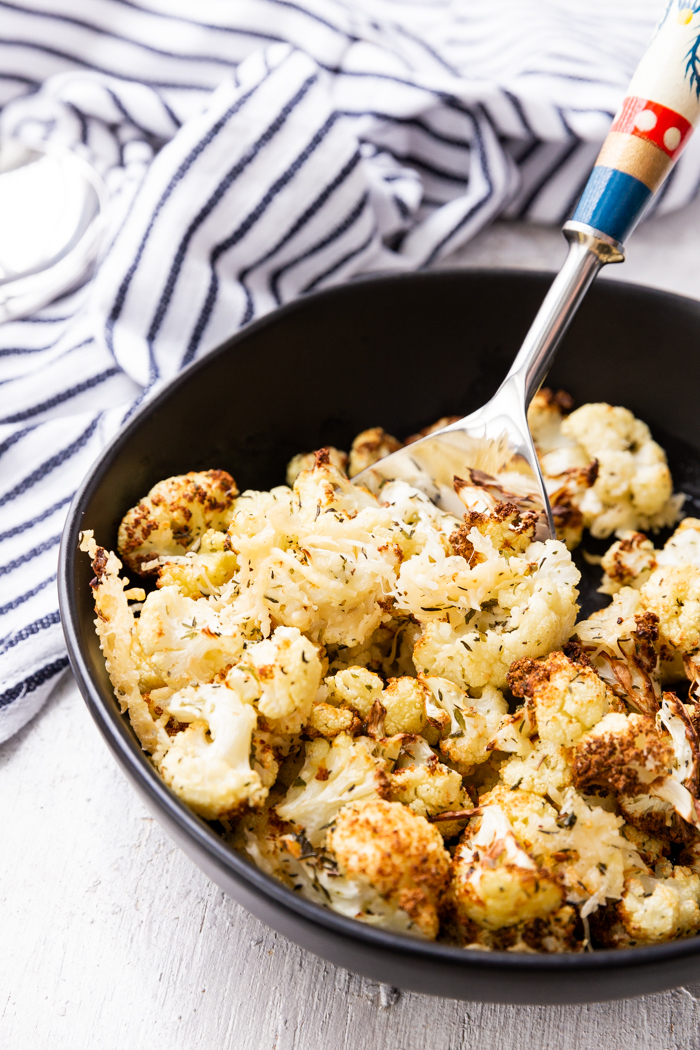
4 201 700 1050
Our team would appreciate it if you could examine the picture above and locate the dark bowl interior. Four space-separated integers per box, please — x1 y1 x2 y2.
59 270 700 1004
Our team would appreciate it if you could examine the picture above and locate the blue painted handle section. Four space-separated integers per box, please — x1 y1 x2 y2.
571 166 652 244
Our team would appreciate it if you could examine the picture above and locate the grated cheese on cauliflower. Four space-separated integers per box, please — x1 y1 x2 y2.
85 396 700 953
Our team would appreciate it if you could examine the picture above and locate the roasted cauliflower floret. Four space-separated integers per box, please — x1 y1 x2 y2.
327 799 451 939
658 517 700 569
325 666 384 719
389 736 463 818
450 502 538 561
244 626 322 734
274 734 389 845
379 479 461 550
286 446 348 486
475 783 645 918
381 676 428 735
476 785 561 861
618 793 693 844
239 801 447 939
621 823 670 868
135 585 245 690
596 867 700 947
422 676 508 773
156 529 238 598
528 394 682 542
305 703 361 739
117 470 238 574
599 531 658 595
572 712 673 796
226 452 400 648
574 590 662 713
159 682 264 820
550 789 645 916
79 532 169 756
348 427 402 478
561 403 681 538
412 539 579 691
508 649 618 747
640 564 700 656
527 388 582 476
573 708 699 832
621 868 700 942
451 805 563 931
500 739 573 797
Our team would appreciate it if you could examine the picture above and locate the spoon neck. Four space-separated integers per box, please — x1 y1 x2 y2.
503 221 625 406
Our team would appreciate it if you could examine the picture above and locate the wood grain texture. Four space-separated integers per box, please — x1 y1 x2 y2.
6 203 700 1049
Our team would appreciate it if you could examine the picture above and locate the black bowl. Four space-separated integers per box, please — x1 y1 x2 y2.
59 270 700 1005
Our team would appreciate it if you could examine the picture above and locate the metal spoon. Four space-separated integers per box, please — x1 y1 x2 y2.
354 4 700 535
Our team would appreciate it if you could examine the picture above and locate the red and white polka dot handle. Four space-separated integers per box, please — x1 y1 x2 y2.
571 2 700 246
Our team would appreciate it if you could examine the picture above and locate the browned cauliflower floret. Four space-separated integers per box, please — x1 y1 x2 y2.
226 451 400 648
508 649 619 747
599 531 658 595
327 799 451 939
421 676 508 774
597 518 700 598
594 867 700 947
528 395 682 542
572 712 673 796
348 427 402 477
411 539 579 691
619 793 693 844
305 703 361 739
286 446 348 486
325 666 384 718
381 676 428 735
305 666 385 738
574 591 662 713
500 739 573 797
156 528 238 598
450 804 563 932
527 389 579 472
450 502 538 561
527 389 595 549
274 734 390 845
79 531 169 756
118 470 238 574
573 705 700 832
473 784 646 920
659 517 700 562
388 736 464 819
549 789 646 917
640 564 700 657
135 585 245 690
159 681 264 821
595 520 700 682
560 403 681 538
621 823 670 868
244 626 323 735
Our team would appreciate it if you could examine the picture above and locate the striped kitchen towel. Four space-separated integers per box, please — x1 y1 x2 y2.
1 0 698 741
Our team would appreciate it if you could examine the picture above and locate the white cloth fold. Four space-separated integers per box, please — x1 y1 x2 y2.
0 0 691 741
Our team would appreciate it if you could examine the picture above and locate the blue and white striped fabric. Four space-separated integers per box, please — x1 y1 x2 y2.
1 0 696 742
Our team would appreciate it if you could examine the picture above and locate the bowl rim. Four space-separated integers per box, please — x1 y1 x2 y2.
58 267 700 975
